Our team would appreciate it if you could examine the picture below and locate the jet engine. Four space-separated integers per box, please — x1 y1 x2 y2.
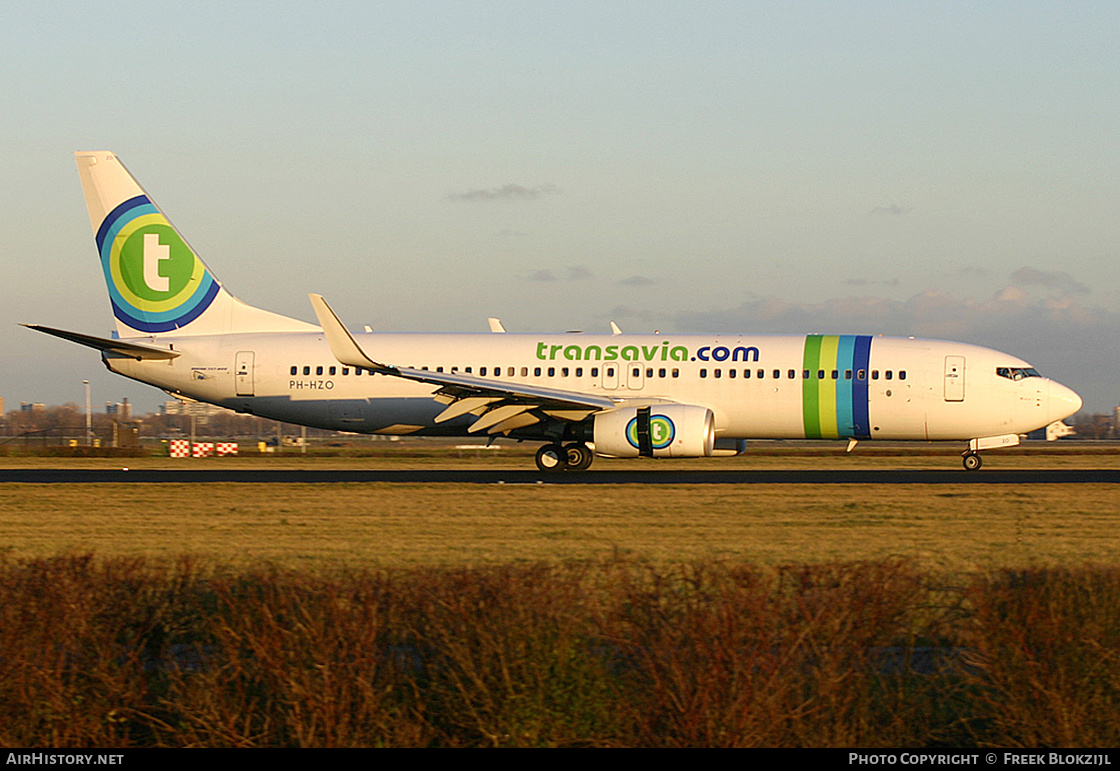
592 404 715 458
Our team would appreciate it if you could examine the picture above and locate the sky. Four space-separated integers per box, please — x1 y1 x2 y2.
2 1 1118 414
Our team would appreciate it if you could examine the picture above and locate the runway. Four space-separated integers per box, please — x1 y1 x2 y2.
3 468 1120 484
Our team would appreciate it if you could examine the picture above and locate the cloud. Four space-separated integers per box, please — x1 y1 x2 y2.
617 275 655 287
844 277 900 288
527 266 594 282
447 183 560 202
1010 267 1089 295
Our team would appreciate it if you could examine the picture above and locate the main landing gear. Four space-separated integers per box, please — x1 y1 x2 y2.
962 452 982 471
535 442 594 473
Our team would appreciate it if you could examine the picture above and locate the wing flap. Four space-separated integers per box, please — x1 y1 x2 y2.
434 396 499 423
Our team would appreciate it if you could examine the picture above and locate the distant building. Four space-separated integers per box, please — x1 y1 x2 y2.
105 398 132 420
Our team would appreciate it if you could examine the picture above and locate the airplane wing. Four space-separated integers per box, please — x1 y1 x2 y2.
309 294 618 433
22 324 180 360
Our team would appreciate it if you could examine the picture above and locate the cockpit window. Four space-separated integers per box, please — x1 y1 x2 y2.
996 366 1041 381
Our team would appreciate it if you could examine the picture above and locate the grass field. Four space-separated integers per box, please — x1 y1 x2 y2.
2 446 1118 572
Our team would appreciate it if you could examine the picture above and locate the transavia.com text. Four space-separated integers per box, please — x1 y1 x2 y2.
850 755 1112 766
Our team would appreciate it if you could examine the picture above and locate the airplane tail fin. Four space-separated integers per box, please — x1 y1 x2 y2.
75 151 317 337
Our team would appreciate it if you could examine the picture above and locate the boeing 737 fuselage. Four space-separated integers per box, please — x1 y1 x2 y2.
27 152 1082 472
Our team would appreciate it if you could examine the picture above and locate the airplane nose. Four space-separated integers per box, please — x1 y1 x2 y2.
1048 380 1082 423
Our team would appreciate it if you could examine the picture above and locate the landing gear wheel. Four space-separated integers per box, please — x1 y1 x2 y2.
535 443 568 473
564 443 594 471
962 452 982 471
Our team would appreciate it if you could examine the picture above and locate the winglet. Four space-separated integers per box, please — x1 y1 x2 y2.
488 317 506 333
308 294 392 373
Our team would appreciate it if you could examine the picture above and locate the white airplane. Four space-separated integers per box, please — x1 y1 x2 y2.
26 151 1082 472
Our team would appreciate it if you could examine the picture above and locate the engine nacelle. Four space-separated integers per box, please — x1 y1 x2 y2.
592 405 715 458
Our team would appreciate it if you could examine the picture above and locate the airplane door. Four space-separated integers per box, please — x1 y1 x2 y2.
944 356 964 402
235 351 255 396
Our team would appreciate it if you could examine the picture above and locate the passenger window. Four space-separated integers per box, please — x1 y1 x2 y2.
899 371 907 380
700 369 708 378
303 366 310 375
714 369 722 379
576 367 583 377
548 367 555 377
480 367 487 376
845 370 852 380
316 366 323 376
871 370 879 380
818 370 825 380
329 366 336 376
773 370 781 379
886 371 893 380
534 367 542 376
831 370 838 380
743 369 751 379
729 369 736 379
672 369 679 378
758 369 765 379
591 367 599 377
562 367 569 377
521 367 528 377
857 369 865 380
290 366 297 375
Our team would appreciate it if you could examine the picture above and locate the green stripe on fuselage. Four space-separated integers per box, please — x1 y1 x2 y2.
802 335 822 438
803 334 845 439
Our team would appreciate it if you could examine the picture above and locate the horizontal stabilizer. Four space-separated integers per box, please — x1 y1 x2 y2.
23 325 180 360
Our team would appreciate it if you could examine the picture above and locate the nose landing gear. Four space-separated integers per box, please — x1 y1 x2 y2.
962 452 982 471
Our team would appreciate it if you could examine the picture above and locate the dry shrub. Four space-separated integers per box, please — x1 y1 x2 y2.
0 555 173 747
601 560 940 747
392 562 621 746
960 567 1120 747
3 555 1119 747
153 562 619 746
153 568 423 747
